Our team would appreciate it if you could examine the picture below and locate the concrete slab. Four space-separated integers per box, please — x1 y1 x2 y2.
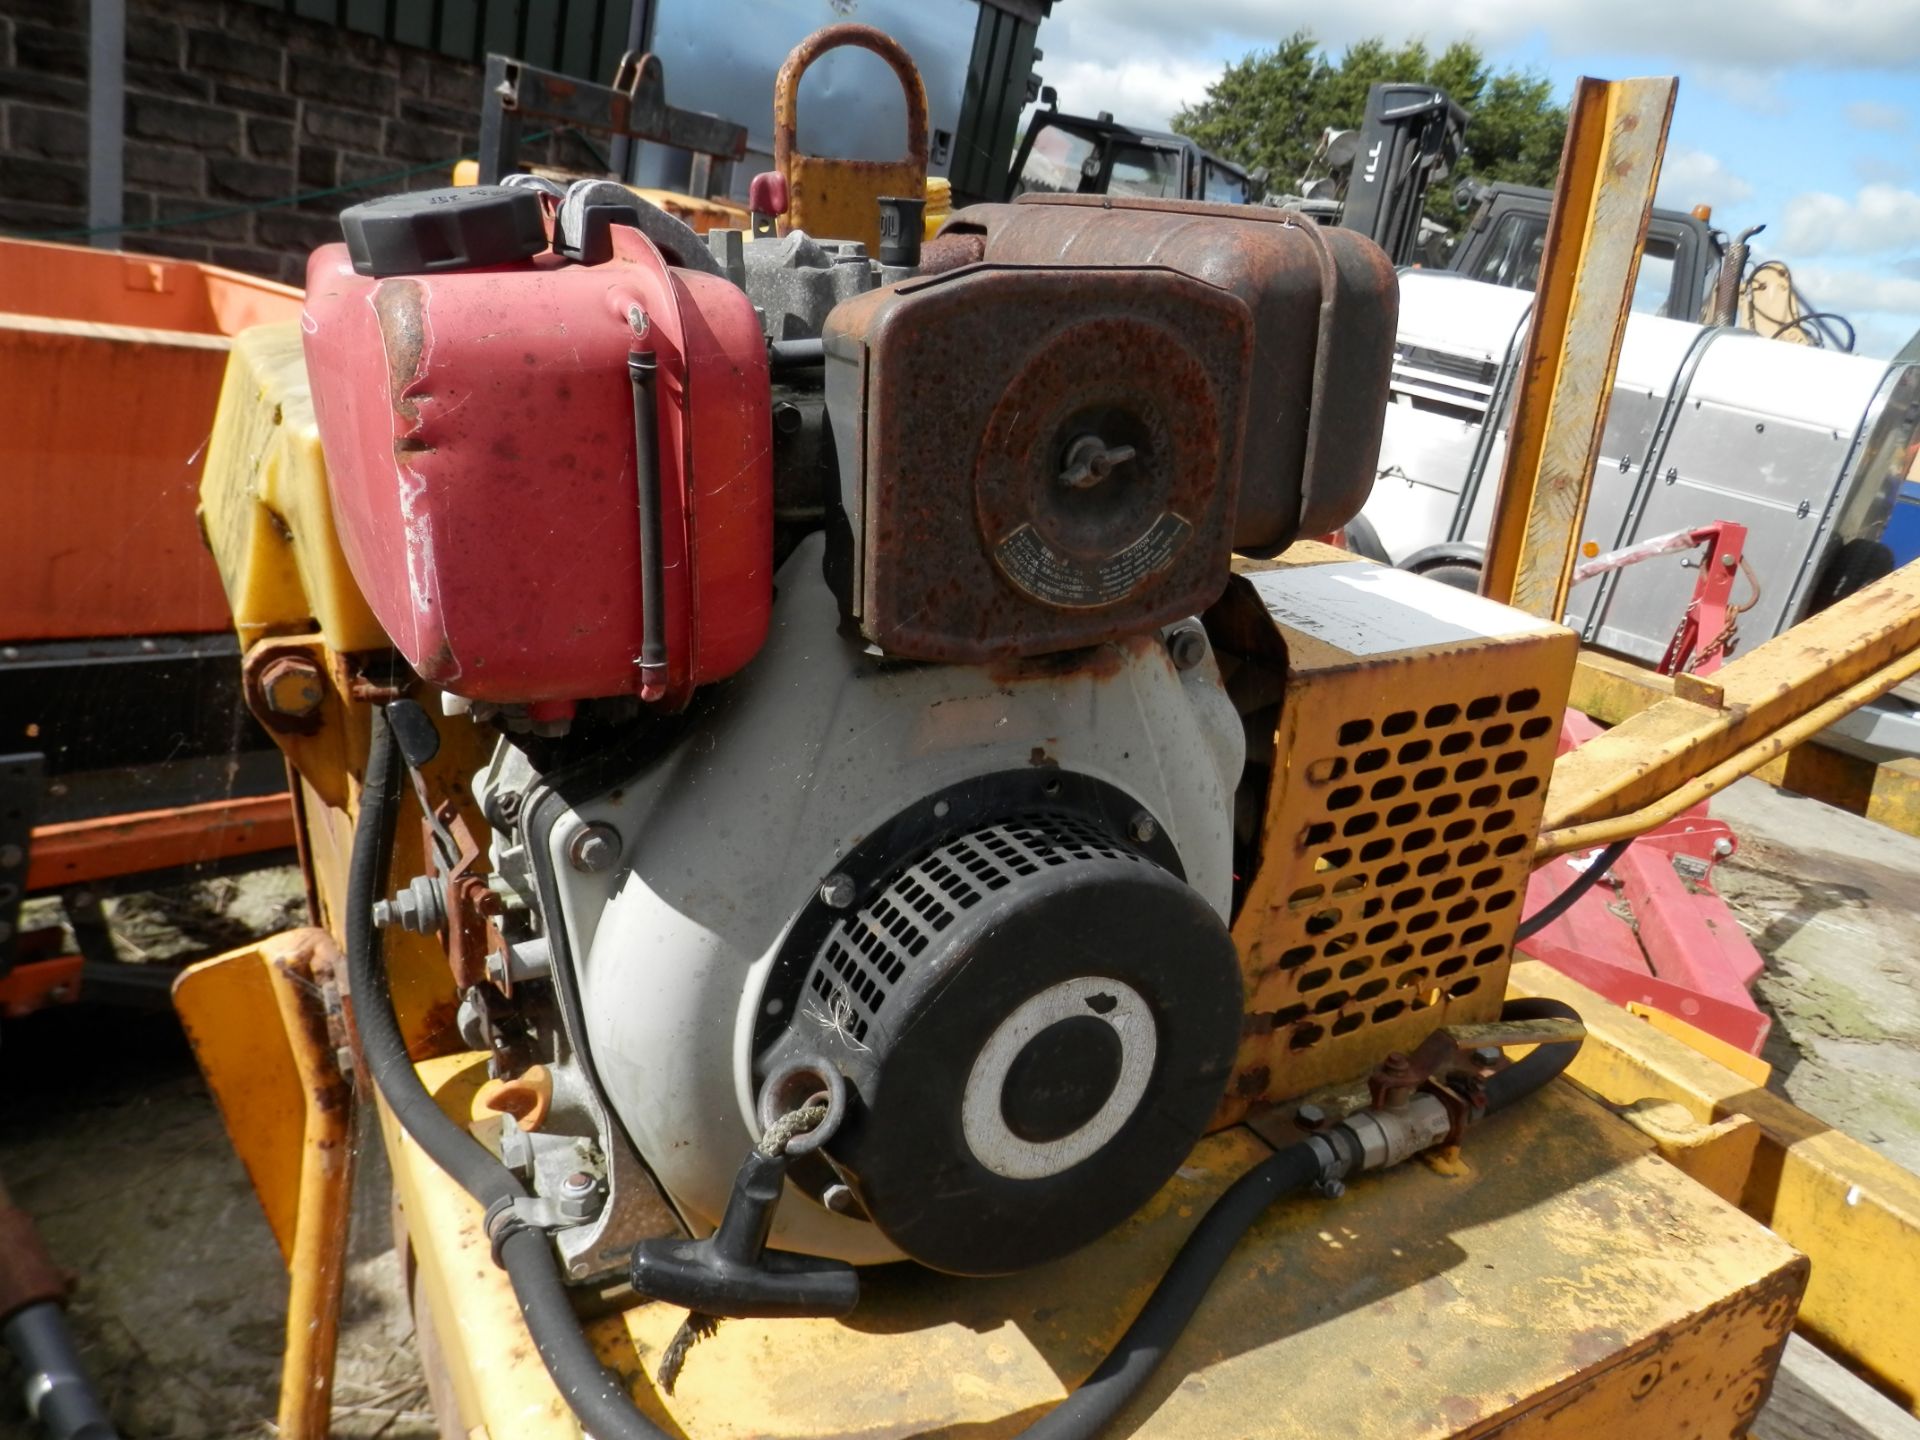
1709 777 1920 1174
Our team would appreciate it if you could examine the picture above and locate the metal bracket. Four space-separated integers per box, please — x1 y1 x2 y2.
477 51 748 185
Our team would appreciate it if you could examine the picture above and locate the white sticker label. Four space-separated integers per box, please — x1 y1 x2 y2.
1248 562 1565 656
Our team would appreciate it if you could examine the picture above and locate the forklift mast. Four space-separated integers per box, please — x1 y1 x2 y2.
1337 82 1469 265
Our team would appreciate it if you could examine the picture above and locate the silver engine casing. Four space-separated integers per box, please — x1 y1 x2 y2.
489 535 1243 1266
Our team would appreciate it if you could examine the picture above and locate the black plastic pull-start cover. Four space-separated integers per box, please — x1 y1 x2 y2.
339 185 548 278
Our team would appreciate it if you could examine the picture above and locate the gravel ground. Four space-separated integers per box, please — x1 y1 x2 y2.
2 778 1916 1439
0 870 433 1440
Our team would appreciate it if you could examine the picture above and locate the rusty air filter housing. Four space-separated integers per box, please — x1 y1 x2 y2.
824 262 1254 662
938 196 1400 555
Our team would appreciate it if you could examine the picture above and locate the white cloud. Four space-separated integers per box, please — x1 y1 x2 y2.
1855 153 1914 185
1692 66 1791 115
1789 263 1920 314
1780 184 1920 256
1846 100 1910 131
1657 147 1754 211
1038 54 1222 132
1052 0 1920 72
1780 262 1920 358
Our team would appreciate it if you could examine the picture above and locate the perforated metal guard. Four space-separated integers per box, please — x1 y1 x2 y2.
804 814 1143 1044
1220 562 1577 1122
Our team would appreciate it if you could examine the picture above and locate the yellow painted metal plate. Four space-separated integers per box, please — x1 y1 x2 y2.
392 1053 1805 1439
198 322 386 654
173 931 326 1262
1511 959 1920 1417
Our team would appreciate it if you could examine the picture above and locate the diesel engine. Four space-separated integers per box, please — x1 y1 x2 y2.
302 177 1398 1287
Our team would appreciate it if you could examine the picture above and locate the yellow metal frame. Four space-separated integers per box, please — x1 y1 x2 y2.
389 1047 1807 1439
174 929 355 1440
1511 960 1920 1413
1481 76 1677 619
1538 558 1920 859
1571 648 1920 841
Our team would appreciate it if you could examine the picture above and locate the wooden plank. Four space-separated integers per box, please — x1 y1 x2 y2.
1756 1336 1920 1440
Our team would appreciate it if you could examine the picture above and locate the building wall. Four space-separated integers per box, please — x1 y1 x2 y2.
0 0 566 284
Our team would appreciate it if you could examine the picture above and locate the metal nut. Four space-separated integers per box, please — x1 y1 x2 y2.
1128 812 1158 844
822 1183 858 1215
567 823 621 874
260 655 326 718
557 1171 604 1222
1166 626 1209 671
819 873 857 909
1471 1046 1504 1068
1294 1102 1328 1130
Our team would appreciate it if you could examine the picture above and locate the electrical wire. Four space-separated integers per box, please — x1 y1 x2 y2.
1742 258 1855 352
1513 838 1632 941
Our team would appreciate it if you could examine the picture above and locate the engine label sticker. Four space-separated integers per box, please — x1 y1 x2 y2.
995 513 1192 609
1249 561 1566 655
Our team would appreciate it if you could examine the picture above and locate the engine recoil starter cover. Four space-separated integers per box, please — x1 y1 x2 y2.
769 812 1243 1275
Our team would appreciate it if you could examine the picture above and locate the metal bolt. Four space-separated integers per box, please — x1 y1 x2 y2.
1294 1102 1328 1130
494 791 524 825
1712 837 1733 858
820 873 857 909
1128 812 1158 845
1058 433 1136 489
822 1183 858 1215
1166 626 1208 671
1315 1176 1346 1200
567 823 621 874
557 1171 604 1222
1471 1046 1504 1068
260 655 326 718
372 874 446 934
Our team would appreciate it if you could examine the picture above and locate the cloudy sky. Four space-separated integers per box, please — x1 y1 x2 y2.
1033 0 1920 358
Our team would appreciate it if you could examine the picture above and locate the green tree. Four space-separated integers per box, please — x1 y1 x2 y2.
1173 31 1566 229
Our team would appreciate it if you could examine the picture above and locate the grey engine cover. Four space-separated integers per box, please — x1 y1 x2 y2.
527 535 1244 1264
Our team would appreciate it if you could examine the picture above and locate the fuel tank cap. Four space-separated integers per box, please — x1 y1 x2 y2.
339 185 548 277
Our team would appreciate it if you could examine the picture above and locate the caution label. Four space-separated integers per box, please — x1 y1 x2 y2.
994 513 1192 609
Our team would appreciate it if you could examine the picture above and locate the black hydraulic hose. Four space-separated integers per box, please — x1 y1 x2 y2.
2 1302 120 1440
1482 997 1586 1115
1020 1137 1339 1440
350 708 675 1440
1512 838 1631 942
347 709 522 1212
347 705 1582 1440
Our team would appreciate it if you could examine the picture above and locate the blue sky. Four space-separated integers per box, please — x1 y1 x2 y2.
1035 0 1920 358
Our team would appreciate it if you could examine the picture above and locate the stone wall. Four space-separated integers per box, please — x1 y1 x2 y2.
0 0 565 284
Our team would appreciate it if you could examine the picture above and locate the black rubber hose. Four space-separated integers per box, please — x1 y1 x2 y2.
1482 997 1585 1115
346 708 521 1212
1020 1135 1342 1440
349 709 673 1440
348 707 1581 1440
1512 838 1631 942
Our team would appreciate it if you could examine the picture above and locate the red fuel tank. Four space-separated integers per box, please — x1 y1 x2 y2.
302 222 773 711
